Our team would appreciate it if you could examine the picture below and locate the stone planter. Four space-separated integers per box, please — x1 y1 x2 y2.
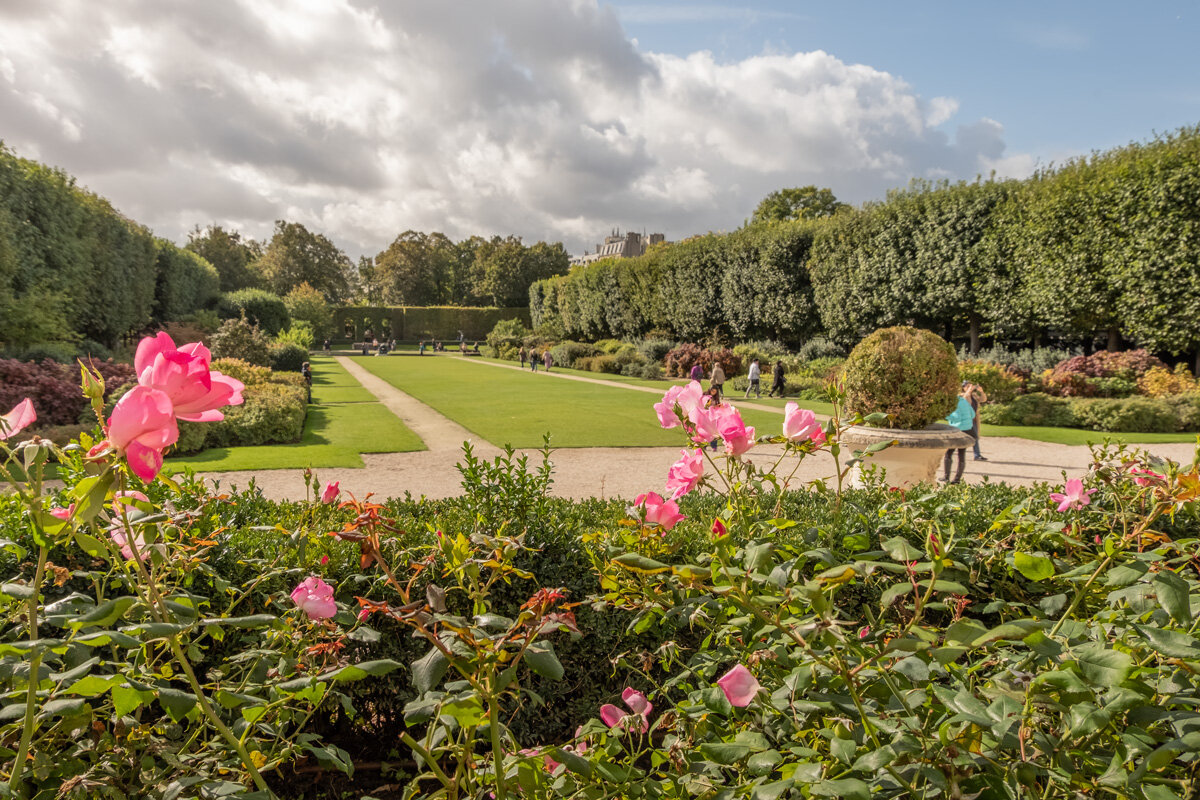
839 423 974 488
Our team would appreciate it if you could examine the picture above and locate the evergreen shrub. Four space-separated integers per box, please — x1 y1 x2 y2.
840 326 959 429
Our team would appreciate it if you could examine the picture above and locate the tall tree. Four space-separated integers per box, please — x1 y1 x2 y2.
185 225 262 292
751 186 850 225
372 230 459 306
470 236 569 307
256 220 353 304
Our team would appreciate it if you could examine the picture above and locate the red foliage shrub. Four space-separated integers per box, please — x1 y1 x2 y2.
1044 349 1166 397
663 344 743 379
0 358 136 427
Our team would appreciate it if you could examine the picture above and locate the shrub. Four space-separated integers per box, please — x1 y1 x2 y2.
3 342 80 363
549 341 597 369
840 326 959 429
797 336 846 360
209 318 272 366
593 338 625 355
0 358 135 428
1067 396 1180 433
268 342 309 372
732 340 788 367
174 361 307 453
275 321 315 350
977 392 1076 427
1045 349 1167 396
957 359 1024 403
663 344 742 379
485 317 531 355
1165 393 1200 431
576 354 621 374
959 344 1079 376
1086 375 1139 398
612 343 644 367
217 288 290 335
792 356 845 380
1139 364 1198 397
638 338 675 363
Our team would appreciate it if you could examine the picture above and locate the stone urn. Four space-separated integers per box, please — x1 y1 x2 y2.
840 423 974 488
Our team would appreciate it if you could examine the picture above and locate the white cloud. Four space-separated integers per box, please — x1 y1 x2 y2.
0 0 1030 258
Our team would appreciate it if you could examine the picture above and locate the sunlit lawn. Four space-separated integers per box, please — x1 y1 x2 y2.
353 354 786 448
166 356 424 471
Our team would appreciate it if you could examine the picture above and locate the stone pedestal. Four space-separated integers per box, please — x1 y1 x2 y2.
840 423 975 488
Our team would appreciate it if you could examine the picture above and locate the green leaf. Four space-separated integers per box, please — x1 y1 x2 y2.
612 553 671 574
523 641 564 680
63 674 119 697
158 687 197 722
441 694 485 727
1143 786 1183 800
810 778 870 800
751 780 795 800
279 659 403 692
39 698 87 719
411 647 449 694
1 582 35 600
879 582 913 607
1014 552 1055 582
881 536 921 561
112 685 151 716
549 746 592 778
830 736 856 765
1075 644 1133 687
69 596 137 629
71 471 115 524
1134 625 1200 659
73 530 109 559
698 742 752 765
1152 572 1192 624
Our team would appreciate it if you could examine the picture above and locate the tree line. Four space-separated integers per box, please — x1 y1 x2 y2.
531 126 1200 368
0 143 570 352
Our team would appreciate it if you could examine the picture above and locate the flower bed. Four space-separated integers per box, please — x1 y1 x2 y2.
3 349 1200 799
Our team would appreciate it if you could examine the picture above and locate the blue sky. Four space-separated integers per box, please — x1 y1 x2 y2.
614 1 1200 168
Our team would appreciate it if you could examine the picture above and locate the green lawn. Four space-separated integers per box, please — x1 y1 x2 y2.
165 356 424 471
353 354 787 448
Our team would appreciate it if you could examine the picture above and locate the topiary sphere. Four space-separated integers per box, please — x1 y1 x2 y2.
840 326 960 430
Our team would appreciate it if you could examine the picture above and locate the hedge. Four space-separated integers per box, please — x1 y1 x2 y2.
978 391 1200 432
329 305 529 343
174 358 307 453
152 239 220 323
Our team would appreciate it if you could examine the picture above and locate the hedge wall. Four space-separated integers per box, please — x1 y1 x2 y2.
329 305 529 343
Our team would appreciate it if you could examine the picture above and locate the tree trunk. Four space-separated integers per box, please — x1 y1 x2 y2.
1107 327 1121 352
1195 350 1199 377
969 314 981 356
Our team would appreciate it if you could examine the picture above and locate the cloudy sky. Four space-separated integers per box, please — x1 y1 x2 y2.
1 1 1196 259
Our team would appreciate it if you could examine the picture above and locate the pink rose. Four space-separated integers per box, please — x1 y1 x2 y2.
655 381 704 429
783 402 825 445
110 528 147 561
716 663 761 707
688 405 722 444
136 332 245 422
106 386 179 482
49 503 75 520
711 518 727 537
716 407 755 457
320 480 340 504
291 576 337 620
665 449 704 499
0 398 36 440
1049 478 1095 512
1130 466 1164 487
600 687 653 733
632 492 685 531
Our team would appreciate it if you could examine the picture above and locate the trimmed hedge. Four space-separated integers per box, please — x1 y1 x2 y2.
329 306 530 344
217 288 290 335
979 391 1200 432
174 358 306 453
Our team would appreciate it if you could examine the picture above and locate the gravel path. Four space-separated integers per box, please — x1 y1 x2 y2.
196 356 1199 502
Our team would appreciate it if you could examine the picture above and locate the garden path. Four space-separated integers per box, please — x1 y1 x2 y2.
195 355 1199 503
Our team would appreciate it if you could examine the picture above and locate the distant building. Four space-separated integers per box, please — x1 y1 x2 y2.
570 229 666 267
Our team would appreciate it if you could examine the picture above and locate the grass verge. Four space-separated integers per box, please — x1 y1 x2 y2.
352 354 785 448
166 356 424 471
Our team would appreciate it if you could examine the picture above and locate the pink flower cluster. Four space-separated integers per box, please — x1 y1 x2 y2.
632 492 685 532
291 576 337 620
98 333 245 482
601 688 653 734
654 381 755 456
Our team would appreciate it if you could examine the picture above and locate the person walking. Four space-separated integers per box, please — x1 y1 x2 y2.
709 361 726 399
543 349 553 372
519 347 527 369
688 363 704 383
744 359 761 399
964 381 989 460
767 359 786 397
323 338 331 354
530 349 539 372
942 386 976 484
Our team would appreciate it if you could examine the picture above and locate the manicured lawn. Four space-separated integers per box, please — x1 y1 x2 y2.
166 356 424 471
353 354 785 448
